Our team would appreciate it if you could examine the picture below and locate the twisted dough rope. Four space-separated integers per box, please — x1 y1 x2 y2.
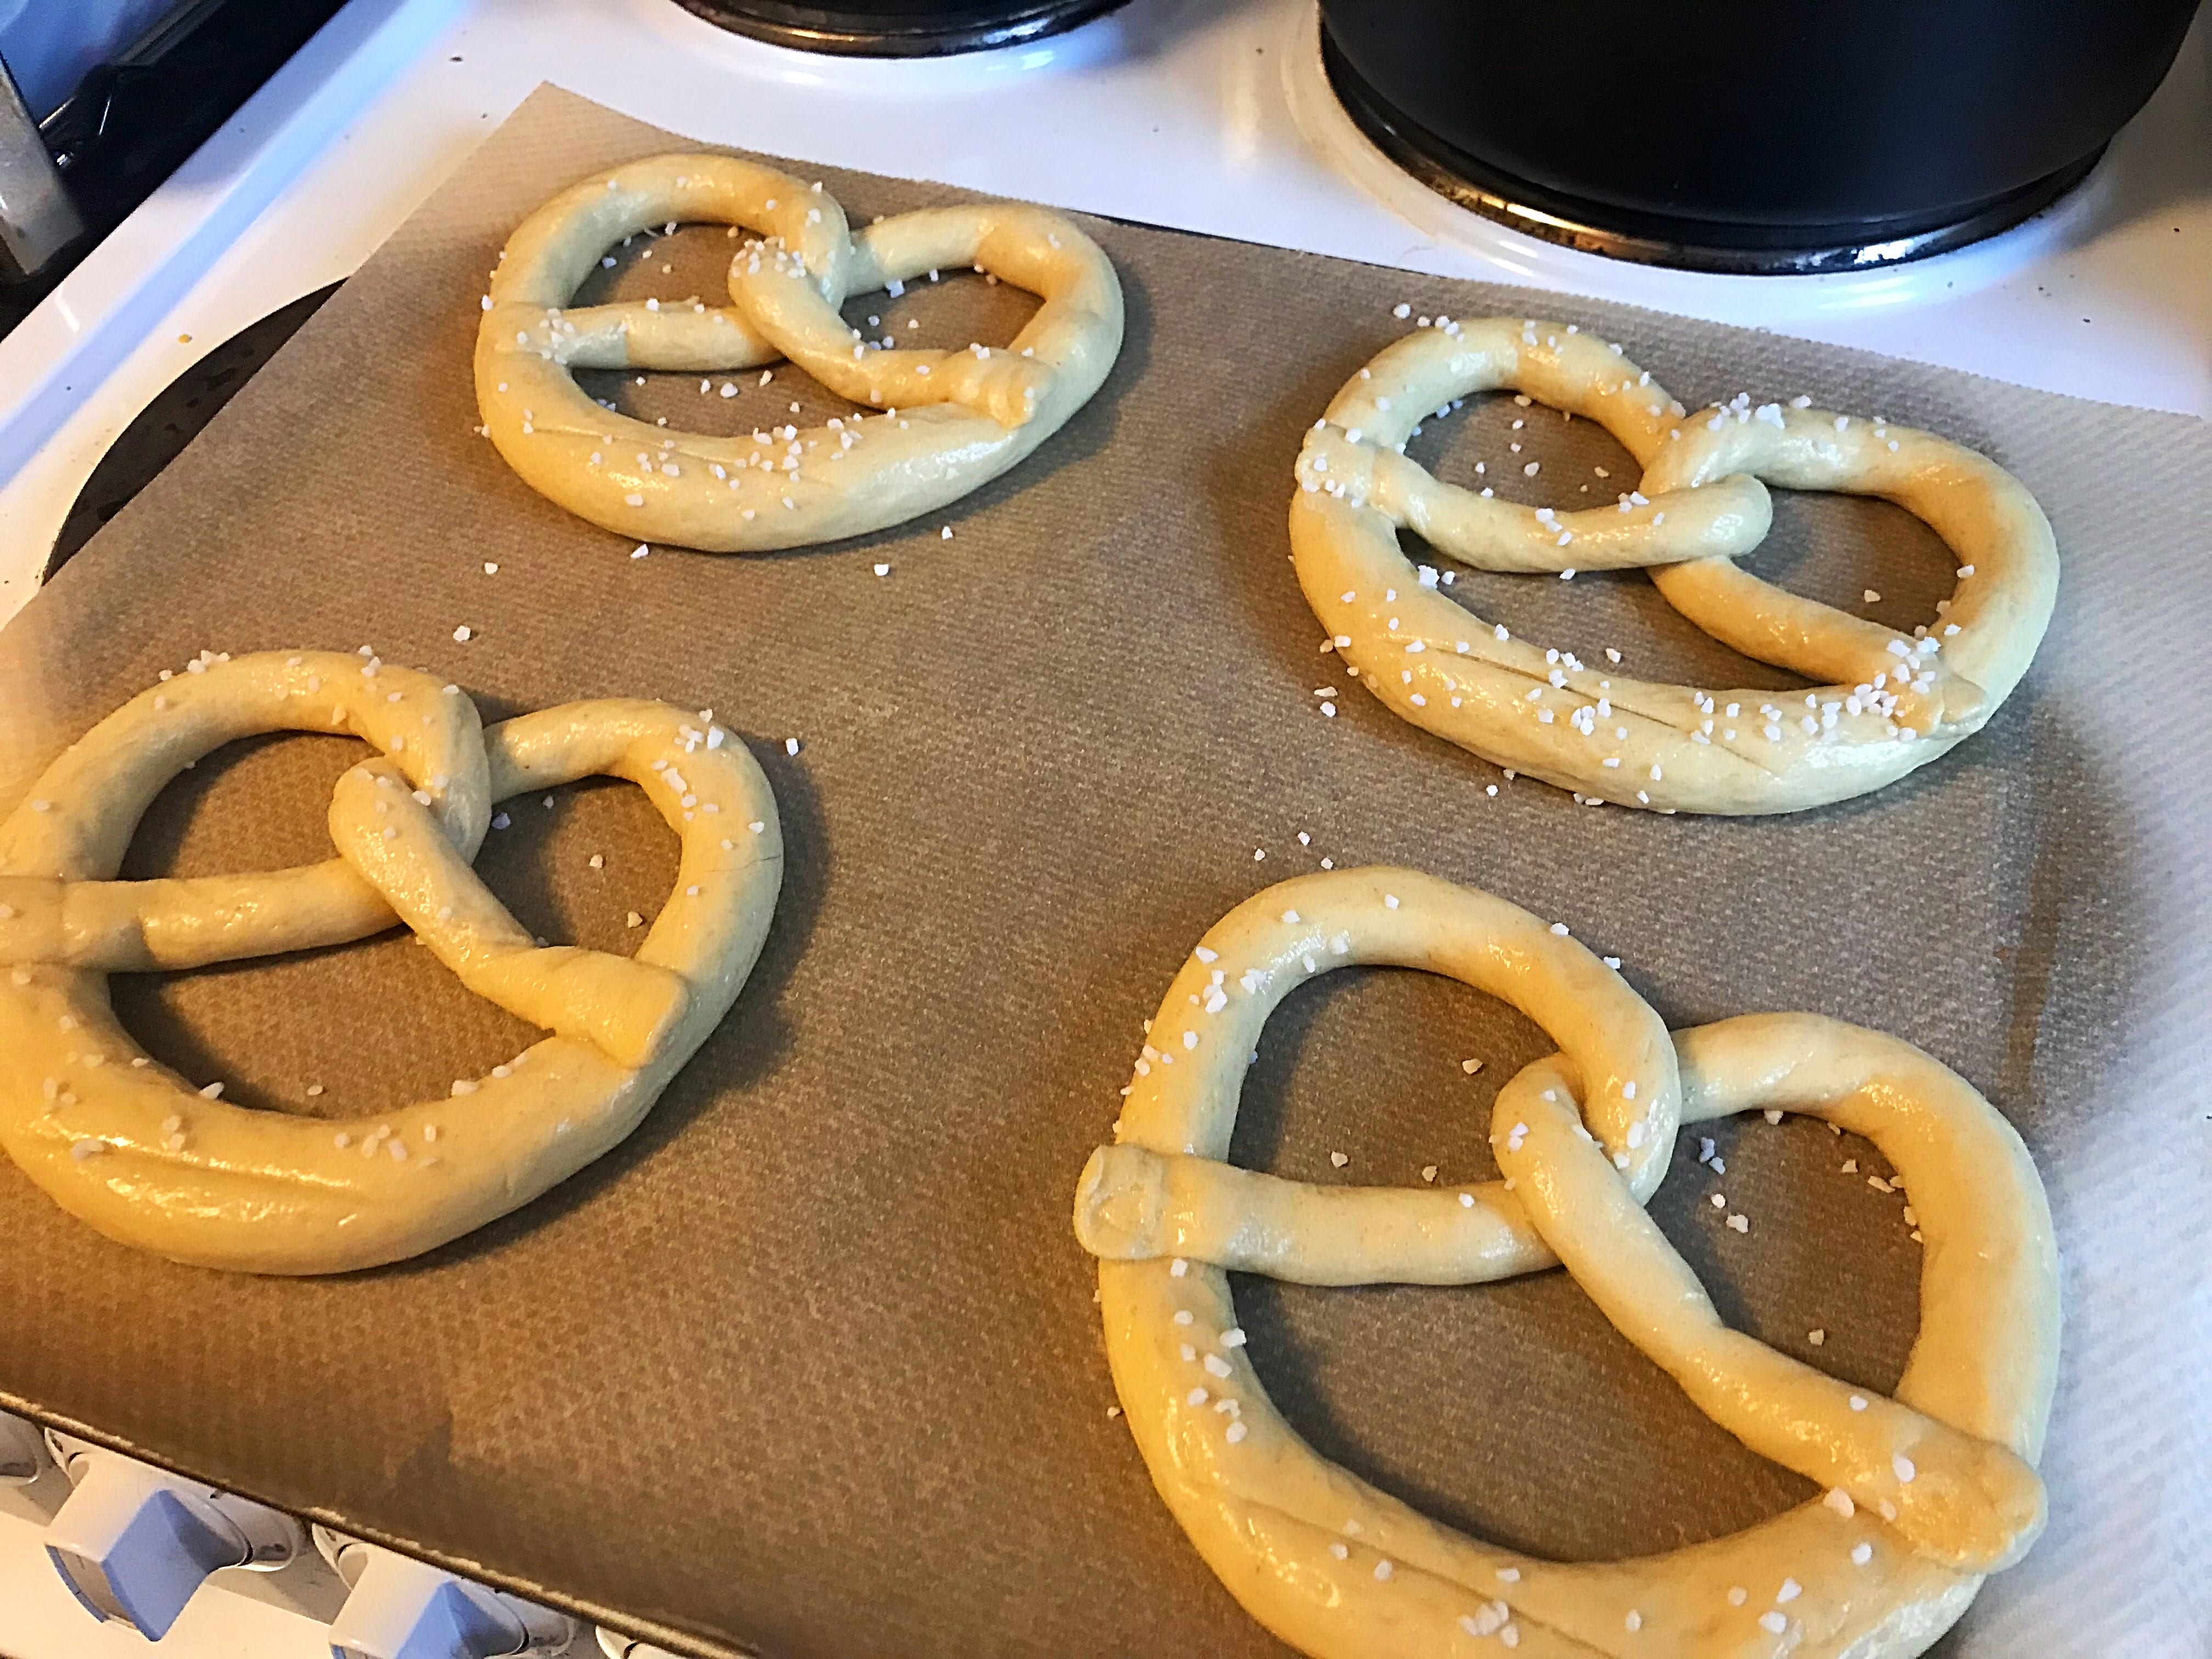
1289 321 2058 814
1074 868 2057 1659
0 651 490 970
0 651 782 1274
476 153 1123 552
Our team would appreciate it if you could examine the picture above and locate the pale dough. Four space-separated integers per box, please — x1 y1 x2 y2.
0 651 782 1274
476 153 1124 552
0 650 489 968
1076 867 2057 1658
1290 321 2058 814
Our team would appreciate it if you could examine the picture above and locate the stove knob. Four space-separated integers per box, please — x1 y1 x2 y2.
0 1410 47 1483
316 1528 575 1659
41 1436 304 1639
596 1628 685 1659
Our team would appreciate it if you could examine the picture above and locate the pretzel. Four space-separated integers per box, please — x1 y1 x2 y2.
476 153 1124 552
1074 868 2057 1659
1290 321 2058 814
0 651 782 1274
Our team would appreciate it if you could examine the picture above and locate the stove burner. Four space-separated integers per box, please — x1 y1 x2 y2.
1319 28 2100 277
672 0 1126 57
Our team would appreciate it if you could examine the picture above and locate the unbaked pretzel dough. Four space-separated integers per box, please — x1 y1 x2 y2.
1076 868 2057 1659
0 650 489 968
1289 321 2058 814
1075 867 1680 1279
476 153 1123 552
0 651 782 1274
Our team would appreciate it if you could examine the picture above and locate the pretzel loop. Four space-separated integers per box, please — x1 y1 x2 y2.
493 155 854 373
1076 870 2058 1659
730 202 1119 431
477 155 857 549
0 654 783 1274
1289 321 2058 815
476 155 1124 554
1639 407 2056 739
1296 322 1774 573
1075 867 1679 1282
0 650 490 970
1494 1046 2045 1578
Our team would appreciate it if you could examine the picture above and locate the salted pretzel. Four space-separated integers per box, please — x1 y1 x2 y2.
1290 321 2058 814
1074 868 2058 1659
0 650 782 1274
476 153 1123 552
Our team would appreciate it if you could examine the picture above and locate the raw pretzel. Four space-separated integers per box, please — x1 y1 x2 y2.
0 651 782 1274
476 153 1123 552
1075 868 2057 1658
1289 321 2057 814
0 650 490 969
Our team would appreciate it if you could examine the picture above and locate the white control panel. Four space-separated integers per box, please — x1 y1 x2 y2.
317 1526 575 1659
0 1417 601 1658
42 1432 307 1639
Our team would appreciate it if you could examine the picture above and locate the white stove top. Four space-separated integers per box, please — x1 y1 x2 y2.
0 0 2206 637
0 0 2205 1650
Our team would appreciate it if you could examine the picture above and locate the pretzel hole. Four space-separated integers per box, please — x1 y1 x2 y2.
1398 387 1635 520
1402 397 1959 690
1735 488 1957 630
836 263 1040 361
563 223 838 438
1226 966 1542 1186
1395 396 1796 692
115 730 370 879
1223 967 1921 1562
573 219 744 313
1644 1111 1919 1397
571 238 1040 438
572 358 867 447
106 737 677 1121
469 775 680 961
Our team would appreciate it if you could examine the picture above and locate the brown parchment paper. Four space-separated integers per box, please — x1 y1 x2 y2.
1 86 2207 1659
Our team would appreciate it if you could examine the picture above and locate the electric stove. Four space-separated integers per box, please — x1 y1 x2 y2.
668 0 1126 56
0 0 2204 1651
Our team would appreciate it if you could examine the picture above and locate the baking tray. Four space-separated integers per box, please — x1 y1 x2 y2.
1 86 2207 1659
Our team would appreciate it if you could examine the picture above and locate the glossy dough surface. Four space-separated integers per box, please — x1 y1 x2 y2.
1289 321 2058 814
1075 867 2058 1658
0 651 783 1274
476 153 1124 552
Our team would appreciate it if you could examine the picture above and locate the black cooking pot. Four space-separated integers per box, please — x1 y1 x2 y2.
675 0 1125 55
1320 0 2203 272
